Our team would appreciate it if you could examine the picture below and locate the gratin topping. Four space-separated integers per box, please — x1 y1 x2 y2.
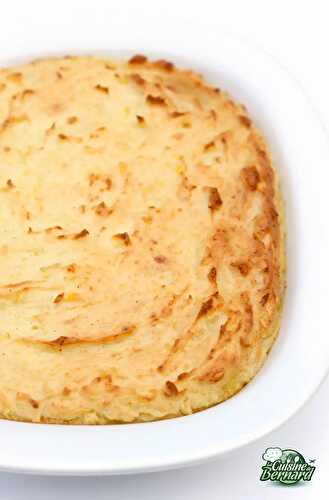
0 55 283 423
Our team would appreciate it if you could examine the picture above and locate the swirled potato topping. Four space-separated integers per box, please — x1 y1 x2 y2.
0 55 284 423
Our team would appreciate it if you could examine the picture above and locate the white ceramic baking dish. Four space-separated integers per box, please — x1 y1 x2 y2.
0 5 328 475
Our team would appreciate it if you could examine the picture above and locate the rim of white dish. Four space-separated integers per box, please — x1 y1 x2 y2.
0 19 329 475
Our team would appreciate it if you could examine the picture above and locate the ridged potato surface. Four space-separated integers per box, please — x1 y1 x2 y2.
0 55 283 423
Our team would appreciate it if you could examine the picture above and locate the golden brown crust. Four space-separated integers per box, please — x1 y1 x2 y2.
0 55 284 424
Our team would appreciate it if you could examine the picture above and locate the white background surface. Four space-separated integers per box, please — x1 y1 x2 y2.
0 0 328 498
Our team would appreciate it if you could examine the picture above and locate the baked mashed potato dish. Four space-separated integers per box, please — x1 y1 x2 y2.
0 55 284 423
